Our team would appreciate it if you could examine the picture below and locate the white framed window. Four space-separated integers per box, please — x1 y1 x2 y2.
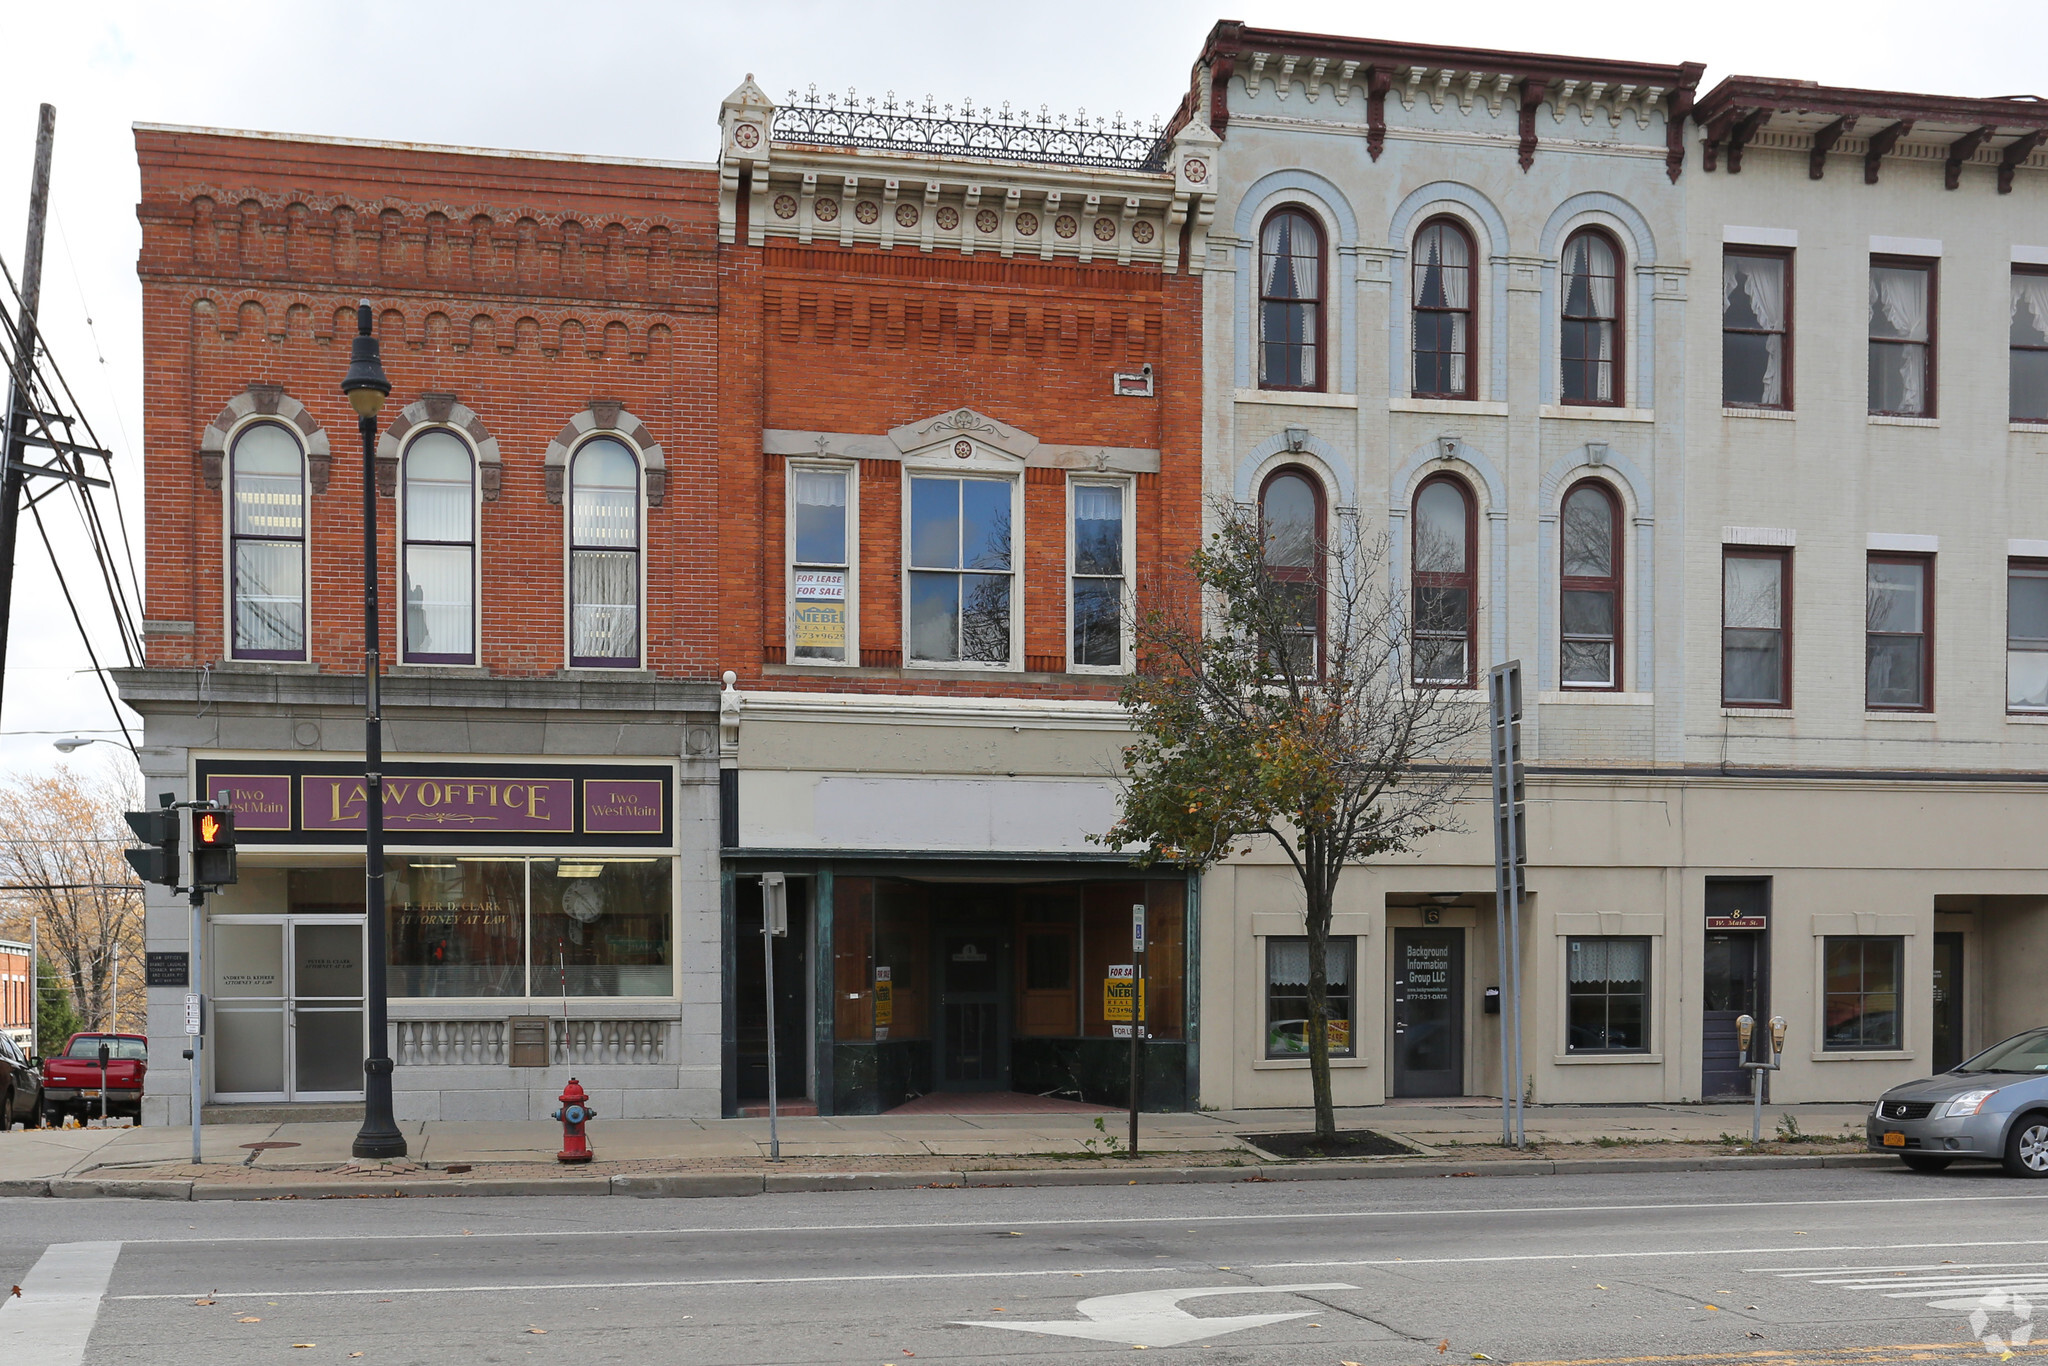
400 428 478 665
905 470 1019 668
567 436 642 668
788 463 857 665
227 420 308 661
1068 478 1129 672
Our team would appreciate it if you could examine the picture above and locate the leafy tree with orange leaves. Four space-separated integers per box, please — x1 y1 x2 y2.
1101 501 1482 1140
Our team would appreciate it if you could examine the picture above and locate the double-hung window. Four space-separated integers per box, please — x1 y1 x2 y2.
1259 469 1323 677
1560 482 1621 689
1869 257 1935 416
401 430 477 664
568 437 640 667
1561 228 1623 406
1412 217 1474 399
1258 208 1323 390
1822 936 1902 1051
1412 476 1475 686
1722 548 1790 707
2010 559 2048 712
1265 936 1354 1059
1566 936 1650 1053
907 474 1014 666
229 422 307 660
2012 268 2048 421
1866 554 1932 711
1069 481 1125 670
790 466 853 664
1723 250 1791 408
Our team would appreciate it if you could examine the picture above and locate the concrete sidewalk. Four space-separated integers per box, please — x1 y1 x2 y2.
2 1100 1869 1187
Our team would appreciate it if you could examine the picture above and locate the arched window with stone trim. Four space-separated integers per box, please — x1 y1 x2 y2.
1561 227 1624 406
1258 208 1324 391
401 429 477 664
1412 474 1476 687
1560 479 1623 689
229 421 307 660
1259 466 1324 675
569 436 641 667
1412 217 1475 400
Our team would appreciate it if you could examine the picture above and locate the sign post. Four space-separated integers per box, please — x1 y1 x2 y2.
1487 661 1527 1150
1128 904 1146 1156
761 873 787 1162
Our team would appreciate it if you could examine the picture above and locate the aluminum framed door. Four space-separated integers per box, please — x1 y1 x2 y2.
210 916 364 1103
287 917 366 1101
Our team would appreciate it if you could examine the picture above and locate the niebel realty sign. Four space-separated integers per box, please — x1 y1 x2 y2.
197 761 672 847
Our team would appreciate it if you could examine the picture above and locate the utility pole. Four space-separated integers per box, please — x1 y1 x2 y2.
0 103 55 723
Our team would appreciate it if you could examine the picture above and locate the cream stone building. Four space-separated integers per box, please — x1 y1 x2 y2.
1182 23 2048 1112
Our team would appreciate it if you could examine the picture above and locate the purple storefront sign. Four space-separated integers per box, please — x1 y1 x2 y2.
206 774 294 831
582 778 665 835
301 775 576 833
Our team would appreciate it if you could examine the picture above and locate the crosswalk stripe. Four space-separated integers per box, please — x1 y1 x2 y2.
0 1242 123 1366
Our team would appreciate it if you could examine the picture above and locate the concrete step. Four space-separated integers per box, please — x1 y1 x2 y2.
200 1102 359 1124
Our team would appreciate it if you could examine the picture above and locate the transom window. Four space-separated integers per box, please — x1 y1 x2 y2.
1723 250 1791 408
907 475 1014 666
1560 481 1621 689
791 466 852 664
1069 481 1126 670
1561 228 1623 406
1259 468 1323 676
2012 268 2048 421
1258 208 1323 390
1869 258 1935 417
401 429 477 665
2010 559 2048 712
1866 554 1932 711
1412 475 1475 686
1412 217 1474 399
229 421 307 661
568 437 640 667
1723 548 1790 707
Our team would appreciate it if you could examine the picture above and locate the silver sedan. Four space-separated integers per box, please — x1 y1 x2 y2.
1867 1027 2048 1177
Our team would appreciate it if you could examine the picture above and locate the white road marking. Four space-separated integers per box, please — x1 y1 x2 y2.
1760 1259 2048 1315
958 1283 1357 1348
109 1235 2048 1302
107 1189 2048 1246
0 1242 123 1366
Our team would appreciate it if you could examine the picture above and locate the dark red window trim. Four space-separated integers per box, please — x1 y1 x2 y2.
1411 215 1476 401
2010 556 2048 714
1412 472 1478 689
1721 545 1793 709
1257 207 1326 393
2011 265 2048 422
1868 254 1938 419
1559 479 1623 692
1560 226 1626 408
1866 551 1934 713
1258 464 1326 676
1721 245 1795 411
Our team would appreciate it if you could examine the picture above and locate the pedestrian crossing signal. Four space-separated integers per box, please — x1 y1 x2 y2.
186 805 238 889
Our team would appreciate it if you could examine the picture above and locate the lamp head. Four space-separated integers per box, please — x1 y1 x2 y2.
51 737 88 753
341 300 391 417
1736 1013 1754 1053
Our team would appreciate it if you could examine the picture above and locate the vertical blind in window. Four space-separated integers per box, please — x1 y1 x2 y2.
569 437 639 665
1070 483 1124 668
1723 253 1788 407
1869 263 1932 415
1561 231 1619 405
229 423 307 659
1258 210 1322 389
402 430 476 663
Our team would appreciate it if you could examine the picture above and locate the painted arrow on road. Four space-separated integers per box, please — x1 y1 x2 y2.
958 1282 1358 1348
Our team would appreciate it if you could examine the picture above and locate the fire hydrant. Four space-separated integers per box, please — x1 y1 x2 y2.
553 1078 595 1164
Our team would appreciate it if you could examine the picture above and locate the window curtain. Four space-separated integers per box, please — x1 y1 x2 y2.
572 549 638 659
1268 938 1348 987
1726 257 1786 405
1570 938 1646 986
794 468 847 509
1074 485 1122 522
2013 274 2048 344
1263 215 1319 353
1582 236 1617 319
1871 270 1929 413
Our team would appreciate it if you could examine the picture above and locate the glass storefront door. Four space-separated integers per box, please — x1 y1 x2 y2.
212 917 366 1101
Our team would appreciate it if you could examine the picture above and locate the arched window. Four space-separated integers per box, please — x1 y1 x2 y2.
1259 468 1323 675
401 429 476 664
1412 217 1474 399
1412 475 1475 686
229 422 307 660
569 437 641 667
1561 481 1622 689
1258 209 1324 391
1561 228 1623 406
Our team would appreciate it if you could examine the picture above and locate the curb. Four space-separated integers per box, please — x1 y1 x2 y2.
3 1151 1904 1201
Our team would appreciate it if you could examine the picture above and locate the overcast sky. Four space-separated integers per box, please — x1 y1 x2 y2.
1 0 2042 778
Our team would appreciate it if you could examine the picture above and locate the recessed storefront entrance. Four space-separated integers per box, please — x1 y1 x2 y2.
1703 878 1771 1100
212 915 366 1102
1391 928 1464 1097
937 929 1009 1089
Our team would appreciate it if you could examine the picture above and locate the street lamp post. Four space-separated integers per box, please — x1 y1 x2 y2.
342 301 404 1161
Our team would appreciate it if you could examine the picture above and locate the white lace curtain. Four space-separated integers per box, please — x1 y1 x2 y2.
793 468 846 508
1074 484 1122 523
1268 938 1349 988
1569 937 1646 987
1415 223 1470 309
1568 235 1617 320
1723 257 1787 405
1262 214 1321 309
2013 273 2048 344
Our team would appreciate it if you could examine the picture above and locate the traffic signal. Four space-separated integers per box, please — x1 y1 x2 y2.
187 805 238 888
123 798 179 887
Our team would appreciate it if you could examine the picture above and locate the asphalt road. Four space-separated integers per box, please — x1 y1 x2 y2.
3 1166 2045 1365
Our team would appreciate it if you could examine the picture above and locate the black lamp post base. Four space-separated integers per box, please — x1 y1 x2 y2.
350 1127 409 1161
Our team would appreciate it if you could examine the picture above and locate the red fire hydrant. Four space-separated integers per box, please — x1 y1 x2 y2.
553 1078 595 1164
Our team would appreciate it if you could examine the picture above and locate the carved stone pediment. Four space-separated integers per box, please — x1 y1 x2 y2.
887 407 1040 463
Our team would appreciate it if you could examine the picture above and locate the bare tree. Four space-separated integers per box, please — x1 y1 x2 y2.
1100 498 1485 1140
0 757 146 1038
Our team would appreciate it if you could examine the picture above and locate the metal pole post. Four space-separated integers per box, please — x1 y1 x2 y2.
28 914 37 1062
1128 951 1144 1157
1509 859 1526 1149
0 104 56 723
110 943 117 1032
1488 670 1512 1146
1751 1036 1765 1143
351 394 403 1160
763 906 779 1162
189 887 202 1162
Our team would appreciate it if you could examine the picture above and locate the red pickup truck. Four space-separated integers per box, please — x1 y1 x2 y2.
42 1032 148 1126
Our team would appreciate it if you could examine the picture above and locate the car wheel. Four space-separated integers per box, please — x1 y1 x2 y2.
2005 1112 2048 1178
1900 1153 1951 1173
